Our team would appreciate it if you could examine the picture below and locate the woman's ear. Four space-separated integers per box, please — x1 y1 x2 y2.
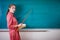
9 8 10 10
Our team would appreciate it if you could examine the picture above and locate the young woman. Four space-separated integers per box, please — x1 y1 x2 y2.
7 4 25 40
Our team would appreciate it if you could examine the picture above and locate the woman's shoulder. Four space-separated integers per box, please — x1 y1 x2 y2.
7 12 13 17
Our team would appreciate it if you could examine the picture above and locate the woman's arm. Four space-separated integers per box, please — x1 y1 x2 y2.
7 13 26 29
7 14 18 29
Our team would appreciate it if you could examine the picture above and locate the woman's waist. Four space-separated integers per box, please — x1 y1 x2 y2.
9 29 19 31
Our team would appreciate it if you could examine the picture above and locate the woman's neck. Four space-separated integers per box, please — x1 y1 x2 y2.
9 11 14 13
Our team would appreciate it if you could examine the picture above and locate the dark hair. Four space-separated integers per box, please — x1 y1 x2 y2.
7 4 15 15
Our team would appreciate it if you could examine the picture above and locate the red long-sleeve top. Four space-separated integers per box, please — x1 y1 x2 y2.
7 12 18 30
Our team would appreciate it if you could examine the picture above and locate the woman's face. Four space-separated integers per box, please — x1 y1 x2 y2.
9 5 16 13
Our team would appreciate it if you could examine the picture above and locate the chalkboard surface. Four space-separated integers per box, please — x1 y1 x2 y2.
0 0 60 29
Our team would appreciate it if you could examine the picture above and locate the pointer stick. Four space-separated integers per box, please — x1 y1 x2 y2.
22 9 32 23
17 9 32 31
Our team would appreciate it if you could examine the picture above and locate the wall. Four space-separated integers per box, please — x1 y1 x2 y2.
0 29 60 40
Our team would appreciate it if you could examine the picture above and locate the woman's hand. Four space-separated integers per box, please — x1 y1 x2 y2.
18 23 26 29
18 23 22 27
21 24 26 28
14 25 18 28
14 23 23 28
16 23 26 31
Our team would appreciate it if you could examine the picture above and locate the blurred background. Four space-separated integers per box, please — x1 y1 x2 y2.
0 0 60 40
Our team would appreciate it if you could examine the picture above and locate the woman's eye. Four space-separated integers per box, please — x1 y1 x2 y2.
12 7 14 9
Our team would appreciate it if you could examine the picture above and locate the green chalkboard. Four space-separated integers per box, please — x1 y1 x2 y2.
0 0 60 29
